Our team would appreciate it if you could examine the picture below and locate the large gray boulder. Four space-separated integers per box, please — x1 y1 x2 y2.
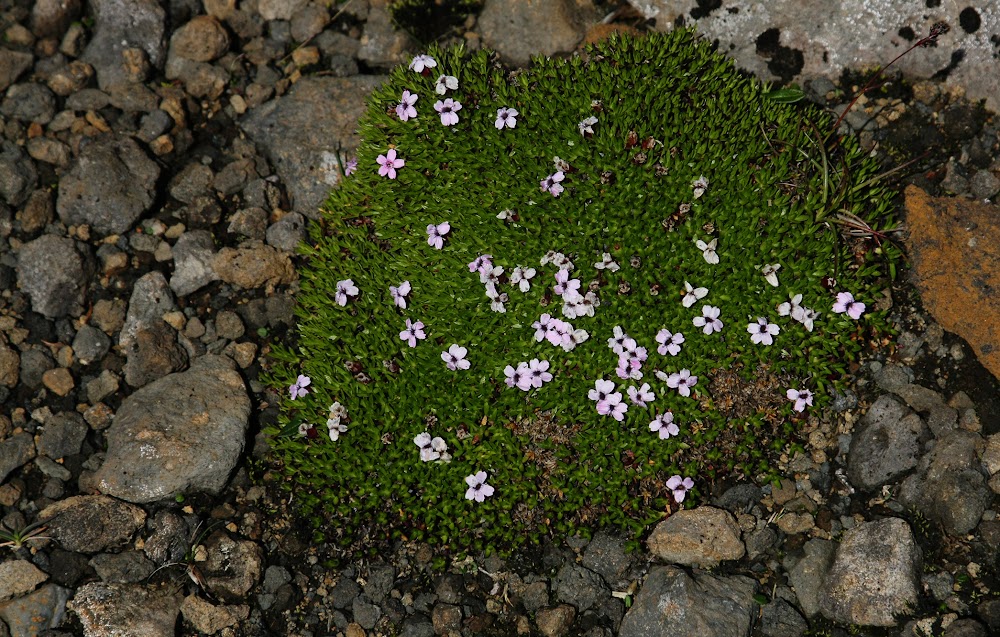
92 355 250 503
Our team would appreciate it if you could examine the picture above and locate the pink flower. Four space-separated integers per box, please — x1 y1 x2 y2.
655 329 684 356
335 279 359 306
426 221 450 249
288 374 310 400
376 148 404 179
495 107 518 129
399 319 426 348
527 358 553 388
414 432 448 462
833 291 866 320
649 412 679 439
344 157 357 176
692 305 723 335
588 379 615 403
665 369 698 398
435 74 458 94
434 98 462 126
597 392 627 421
608 326 629 355
666 475 694 503
468 254 493 274
510 266 535 292
627 383 655 407
390 281 411 309
540 171 564 197
441 344 470 371
747 317 779 345
553 269 580 297
787 388 814 413
465 471 494 502
396 90 418 121
504 363 532 391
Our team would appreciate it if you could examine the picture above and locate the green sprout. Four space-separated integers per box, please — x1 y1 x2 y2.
262 30 898 555
0 519 51 550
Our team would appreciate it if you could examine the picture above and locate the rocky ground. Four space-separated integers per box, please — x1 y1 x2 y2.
1 1 999 636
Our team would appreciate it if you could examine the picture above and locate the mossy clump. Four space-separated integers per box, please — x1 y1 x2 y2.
264 30 898 554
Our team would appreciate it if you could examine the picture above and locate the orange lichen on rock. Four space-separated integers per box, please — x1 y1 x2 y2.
904 185 1000 380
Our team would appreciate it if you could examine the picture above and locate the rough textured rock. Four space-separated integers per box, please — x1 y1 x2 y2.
785 539 835 617
632 1 1000 113
356 0 414 67
0 431 37 484
119 271 178 349
240 75 385 216
536 604 576 637
818 517 921 626
904 185 1000 380
122 319 189 388
169 230 220 296
39 495 146 553
57 136 159 236
212 243 296 289
89 551 156 584
168 15 230 63
180 595 250 634
17 234 92 319
898 430 993 535
36 411 88 459
93 355 250 503
553 563 608 612
646 506 745 567
0 560 48 602
202 530 265 602
80 0 167 90
478 0 595 68
72 582 183 637
0 584 72 636
0 140 38 206
848 394 926 490
581 531 634 589
32 0 84 39
0 48 34 92
619 566 758 637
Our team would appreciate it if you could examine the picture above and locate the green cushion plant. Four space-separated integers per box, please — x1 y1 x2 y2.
263 29 898 555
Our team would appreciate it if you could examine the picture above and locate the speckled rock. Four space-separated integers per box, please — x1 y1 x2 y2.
170 229 220 296
180 595 250 634
647 506 745 567
119 271 178 350
0 431 37 484
80 0 167 90
168 15 230 63
847 394 926 490
212 242 296 289
478 0 596 68
0 140 38 206
0 584 72 637
36 411 88 460
0 560 48 602
0 48 33 92
39 495 146 553
904 185 1000 381
72 582 183 637
201 530 264 602
93 355 250 503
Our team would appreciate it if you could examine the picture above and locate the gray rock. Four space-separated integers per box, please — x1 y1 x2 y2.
24 137 69 169
214 311 244 340
354 596 382 630
0 48 34 92
619 566 758 637
516 581 549 613
581 531 634 589
266 212 307 252
290 3 330 42
479 0 594 68
81 0 167 90
119 271 178 349
760 598 808 637
19 348 54 389
0 584 72 636
108 82 160 112
847 395 926 490
86 370 120 404
898 430 993 535
435 573 463 605
39 495 145 553
240 75 386 217
72 582 182 637
745 526 778 560
927 404 959 438
0 432 37 484
90 551 156 584
137 109 174 143
37 411 88 460
943 618 988 637
713 483 763 513
201 530 264 602
258 0 308 20
32 0 84 39
785 538 835 617
0 560 48 602
142 510 189 565
123 319 189 388
213 158 257 196
632 0 1000 114
73 324 112 365
93 355 250 503
874 364 910 393
364 563 395 603
356 0 415 68
0 140 38 206
401 615 436 637
228 207 268 239
36 455 73 481
818 517 921 626
164 57 228 100
1 83 57 124
330 573 361 610
970 169 1000 200
894 383 945 412
646 506 745 567
65 87 112 111
57 136 160 236
169 163 215 204
262 566 292 594
17 234 92 319
169 230 220 297
554 563 608 613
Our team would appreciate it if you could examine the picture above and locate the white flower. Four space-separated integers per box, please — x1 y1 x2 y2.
414 432 448 462
777 293 803 318
608 326 629 355
799 307 818 332
747 317 780 346
408 54 436 73
682 281 708 308
479 265 504 286
510 266 536 292
760 263 781 287
691 175 709 199
485 282 508 313
335 279 359 306
435 74 458 94
692 305 723 335
578 116 598 136
497 208 515 221
327 419 348 441
594 252 620 272
695 238 719 265
589 378 616 402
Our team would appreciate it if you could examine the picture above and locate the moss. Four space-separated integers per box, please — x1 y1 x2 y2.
263 30 899 554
